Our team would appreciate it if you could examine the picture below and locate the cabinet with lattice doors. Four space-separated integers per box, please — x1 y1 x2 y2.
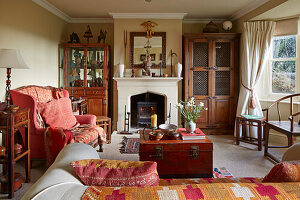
183 33 240 134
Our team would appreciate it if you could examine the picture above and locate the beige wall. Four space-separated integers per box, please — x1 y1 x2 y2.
0 0 67 101
113 19 182 129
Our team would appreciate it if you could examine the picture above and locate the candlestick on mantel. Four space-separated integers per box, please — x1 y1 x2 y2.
151 114 157 128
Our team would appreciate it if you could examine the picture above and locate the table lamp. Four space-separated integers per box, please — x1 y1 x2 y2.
69 68 78 99
0 49 29 109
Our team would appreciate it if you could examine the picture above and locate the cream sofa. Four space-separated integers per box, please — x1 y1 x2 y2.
22 143 97 200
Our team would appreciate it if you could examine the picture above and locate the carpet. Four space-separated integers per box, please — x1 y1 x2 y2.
120 137 140 154
213 167 234 178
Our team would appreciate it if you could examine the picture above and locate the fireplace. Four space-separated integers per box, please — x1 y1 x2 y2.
137 102 157 127
131 92 165 128
113 77 182 131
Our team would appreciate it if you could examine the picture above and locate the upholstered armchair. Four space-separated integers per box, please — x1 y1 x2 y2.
10 85 105 160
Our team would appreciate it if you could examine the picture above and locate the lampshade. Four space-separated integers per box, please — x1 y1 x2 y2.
69 68 78 76
0 49 29 69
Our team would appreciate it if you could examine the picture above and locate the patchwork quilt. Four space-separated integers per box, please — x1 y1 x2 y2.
81 178 300 200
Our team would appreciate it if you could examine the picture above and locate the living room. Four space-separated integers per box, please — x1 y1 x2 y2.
0 0 300 199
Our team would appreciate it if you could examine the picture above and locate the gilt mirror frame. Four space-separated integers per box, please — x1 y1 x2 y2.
130 32 166 68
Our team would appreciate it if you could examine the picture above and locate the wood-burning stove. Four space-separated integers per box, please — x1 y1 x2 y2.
137 102 157 127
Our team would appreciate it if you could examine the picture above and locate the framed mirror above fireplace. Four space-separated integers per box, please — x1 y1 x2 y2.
130 32 166 68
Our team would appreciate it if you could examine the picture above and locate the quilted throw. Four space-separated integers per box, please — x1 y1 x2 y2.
81 181 300 200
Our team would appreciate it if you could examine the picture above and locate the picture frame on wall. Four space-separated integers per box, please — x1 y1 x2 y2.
150 54 156 61
159 53 162 61
140 54 146 61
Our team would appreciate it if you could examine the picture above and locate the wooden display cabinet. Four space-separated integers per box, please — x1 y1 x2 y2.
59 43 109 116
183 33 240 134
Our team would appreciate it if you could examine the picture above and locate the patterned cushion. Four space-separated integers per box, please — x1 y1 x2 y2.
70 159 159 187
262 160 300 182
37 97 77 129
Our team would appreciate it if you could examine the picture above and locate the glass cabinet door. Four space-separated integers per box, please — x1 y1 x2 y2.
66 47 85 88
86 47 105 87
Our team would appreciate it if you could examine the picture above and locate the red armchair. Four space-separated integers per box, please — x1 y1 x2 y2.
10 85 102 159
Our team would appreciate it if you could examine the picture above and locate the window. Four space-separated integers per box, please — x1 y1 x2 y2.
271 35 297 94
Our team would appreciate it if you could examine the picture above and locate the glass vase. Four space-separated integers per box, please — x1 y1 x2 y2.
185 121 196 133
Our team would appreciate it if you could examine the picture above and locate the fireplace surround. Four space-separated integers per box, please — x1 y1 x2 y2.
114 77 182 131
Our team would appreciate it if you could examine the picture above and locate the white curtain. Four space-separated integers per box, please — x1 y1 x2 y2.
236 21 276 138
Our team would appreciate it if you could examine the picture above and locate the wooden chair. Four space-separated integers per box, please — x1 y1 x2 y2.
263 93 300 163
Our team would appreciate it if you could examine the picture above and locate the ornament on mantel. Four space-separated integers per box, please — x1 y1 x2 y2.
84 25 93 43
175 62 182 77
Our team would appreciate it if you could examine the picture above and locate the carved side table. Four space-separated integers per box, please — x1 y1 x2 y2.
0 108 31 198
235 115 266 151
96 116 112 143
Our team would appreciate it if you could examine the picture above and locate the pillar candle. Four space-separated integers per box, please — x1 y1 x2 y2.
151 114 157 128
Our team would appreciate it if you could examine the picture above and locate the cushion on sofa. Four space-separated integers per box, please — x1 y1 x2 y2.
37 97 78 129
262 160 300 182
70 159 159 187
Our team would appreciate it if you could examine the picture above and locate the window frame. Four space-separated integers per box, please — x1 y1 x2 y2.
270 35 297 95
260 33 299 101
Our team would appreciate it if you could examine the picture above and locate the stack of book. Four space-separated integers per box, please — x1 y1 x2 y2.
177 128 206 140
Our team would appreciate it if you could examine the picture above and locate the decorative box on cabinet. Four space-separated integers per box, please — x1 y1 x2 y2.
183 33 240 134
59 43 110 116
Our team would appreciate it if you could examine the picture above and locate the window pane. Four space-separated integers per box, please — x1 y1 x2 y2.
272 61 296 94
272 35 296 58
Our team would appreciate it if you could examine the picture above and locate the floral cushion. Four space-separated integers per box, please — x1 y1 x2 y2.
70 159 159 187
37 97 77 129
262 160 300 182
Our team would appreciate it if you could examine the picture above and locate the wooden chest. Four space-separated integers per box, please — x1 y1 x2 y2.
139 131 213 178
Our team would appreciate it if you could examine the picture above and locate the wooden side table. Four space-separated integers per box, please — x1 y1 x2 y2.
0 108 31 198
96 116 111 144
235 115 266 151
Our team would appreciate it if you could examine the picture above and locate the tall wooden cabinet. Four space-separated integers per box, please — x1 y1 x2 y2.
183 33 240 134
59 43 110 116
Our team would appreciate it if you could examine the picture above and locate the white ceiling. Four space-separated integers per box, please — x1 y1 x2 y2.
252 0 300 20
33 0 270 22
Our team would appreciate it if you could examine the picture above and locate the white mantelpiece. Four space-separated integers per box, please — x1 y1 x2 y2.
114 77 182 131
